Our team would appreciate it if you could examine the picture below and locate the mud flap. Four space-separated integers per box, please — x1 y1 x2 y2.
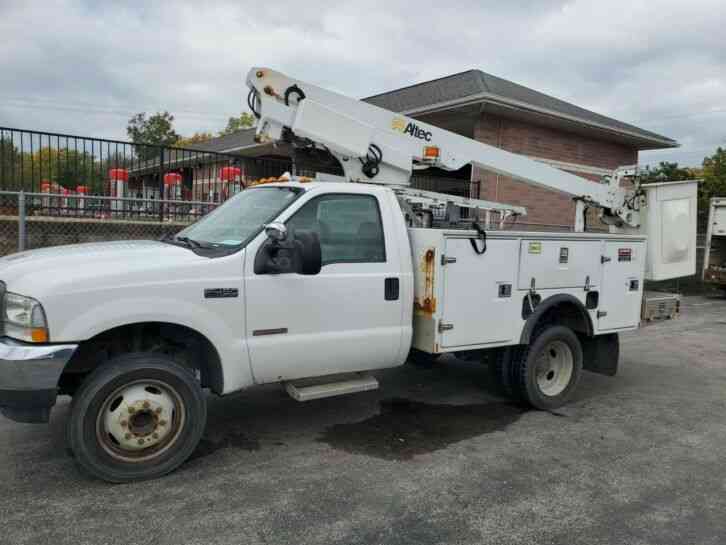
580 333 619 376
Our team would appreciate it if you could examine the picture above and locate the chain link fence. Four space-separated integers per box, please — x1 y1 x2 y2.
0 191 211 255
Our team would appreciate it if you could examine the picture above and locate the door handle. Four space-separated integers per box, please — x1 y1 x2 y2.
384 277 399 301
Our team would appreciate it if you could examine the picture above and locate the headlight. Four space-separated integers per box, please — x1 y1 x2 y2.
4 292 49 343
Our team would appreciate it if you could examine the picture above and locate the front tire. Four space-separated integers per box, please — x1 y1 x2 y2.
512 326 583 410
67 353 207 483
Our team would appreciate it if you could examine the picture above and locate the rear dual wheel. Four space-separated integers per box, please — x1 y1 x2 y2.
494 326 583 410
67 353 207 483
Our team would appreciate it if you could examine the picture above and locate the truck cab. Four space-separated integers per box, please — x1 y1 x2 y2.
0 181 419 481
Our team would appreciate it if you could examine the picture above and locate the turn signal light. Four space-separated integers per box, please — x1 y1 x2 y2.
423 146 440 160
31 328 49 343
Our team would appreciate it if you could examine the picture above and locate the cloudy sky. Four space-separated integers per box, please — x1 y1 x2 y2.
0 0 724 166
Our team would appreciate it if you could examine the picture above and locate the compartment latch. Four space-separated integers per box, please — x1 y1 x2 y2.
438 322 454 333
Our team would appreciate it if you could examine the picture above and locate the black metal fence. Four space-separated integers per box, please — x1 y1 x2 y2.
1 126 478 192
0 127 322 213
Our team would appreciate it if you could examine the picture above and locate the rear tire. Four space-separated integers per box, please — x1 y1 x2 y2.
407 349 441 367
67 353 207 483
490 347 520 398
511 326 583 410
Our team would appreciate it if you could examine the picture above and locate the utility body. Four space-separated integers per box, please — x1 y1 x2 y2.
0 67 699 482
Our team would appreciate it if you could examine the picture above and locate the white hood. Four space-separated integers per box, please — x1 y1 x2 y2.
0 240 206 297
0 240 246 346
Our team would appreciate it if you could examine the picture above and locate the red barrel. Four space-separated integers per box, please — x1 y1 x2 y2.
109 168 129 182
163 172 182 186
220 166 241 182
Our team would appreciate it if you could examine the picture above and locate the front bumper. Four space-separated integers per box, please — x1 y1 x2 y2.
0 337 78 423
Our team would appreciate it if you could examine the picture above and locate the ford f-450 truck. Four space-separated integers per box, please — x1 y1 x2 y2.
0 67 698 482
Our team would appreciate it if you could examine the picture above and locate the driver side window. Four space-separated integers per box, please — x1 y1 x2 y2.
286 194 386 265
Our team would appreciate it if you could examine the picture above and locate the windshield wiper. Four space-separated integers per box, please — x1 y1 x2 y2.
161 234 214 250
176 236 216 249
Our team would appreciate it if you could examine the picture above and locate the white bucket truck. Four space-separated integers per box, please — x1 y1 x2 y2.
0 67 698 481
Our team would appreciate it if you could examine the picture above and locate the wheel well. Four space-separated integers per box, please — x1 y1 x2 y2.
520 295 593 344
59 322 224 396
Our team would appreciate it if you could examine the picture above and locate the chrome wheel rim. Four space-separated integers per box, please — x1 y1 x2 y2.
535 340 574 397
96 379 185 463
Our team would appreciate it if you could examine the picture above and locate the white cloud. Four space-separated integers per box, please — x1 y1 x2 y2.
0 0 723 165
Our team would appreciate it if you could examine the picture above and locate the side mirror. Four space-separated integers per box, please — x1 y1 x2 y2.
295 231 322 275
254 229 322 276
264 222 288 242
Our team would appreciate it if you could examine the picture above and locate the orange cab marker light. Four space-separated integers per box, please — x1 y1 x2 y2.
423 146 440 159
31 328 48 343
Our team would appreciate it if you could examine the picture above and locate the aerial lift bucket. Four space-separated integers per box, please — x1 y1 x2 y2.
618 179 699 281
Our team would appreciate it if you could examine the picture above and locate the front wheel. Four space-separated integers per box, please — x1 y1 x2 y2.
67 353 207 483
512 326 583 410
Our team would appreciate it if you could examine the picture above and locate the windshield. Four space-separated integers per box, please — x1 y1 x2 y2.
177 186 302 246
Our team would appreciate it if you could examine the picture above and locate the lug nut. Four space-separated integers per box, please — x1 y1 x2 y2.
143 401 150 409
152 433 159 440
159 420 167 427
125 433 132 440
155 407 163 414
121 420 128 428
138 439 144 445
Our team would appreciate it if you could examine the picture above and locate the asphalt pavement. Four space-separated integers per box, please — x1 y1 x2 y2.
2 295 726 545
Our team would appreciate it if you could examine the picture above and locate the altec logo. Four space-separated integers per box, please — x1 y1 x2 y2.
391 117 432 142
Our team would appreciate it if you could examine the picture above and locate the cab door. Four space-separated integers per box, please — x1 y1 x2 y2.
244 191 404 383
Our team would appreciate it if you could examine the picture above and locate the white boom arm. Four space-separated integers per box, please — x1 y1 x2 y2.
246 67 641 229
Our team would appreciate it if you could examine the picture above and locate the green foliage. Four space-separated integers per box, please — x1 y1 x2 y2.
701 147 726 210
0 138 20 189
126 111 180 159
639 161 696 184
218 112 255 136
0 143 132 193
176 132 215 147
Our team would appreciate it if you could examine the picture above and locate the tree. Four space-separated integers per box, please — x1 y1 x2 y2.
24 148 102 192
126 111 180 160
175 132 215 147
640 161 696 184
701 147 726 211
0 138 20 189
218 112 255 136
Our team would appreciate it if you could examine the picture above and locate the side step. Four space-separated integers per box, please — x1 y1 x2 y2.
284 372 379 402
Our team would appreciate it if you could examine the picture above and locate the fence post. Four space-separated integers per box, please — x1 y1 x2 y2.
159 147 165 222
18 190 26 252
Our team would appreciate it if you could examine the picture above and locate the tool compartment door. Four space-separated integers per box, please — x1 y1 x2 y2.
517 239 601 290
440 237 520 348
598 241 646 331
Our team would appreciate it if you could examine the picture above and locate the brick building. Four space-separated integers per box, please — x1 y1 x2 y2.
195 69 677 228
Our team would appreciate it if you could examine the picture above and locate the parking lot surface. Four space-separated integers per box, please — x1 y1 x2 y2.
2 295 726 545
